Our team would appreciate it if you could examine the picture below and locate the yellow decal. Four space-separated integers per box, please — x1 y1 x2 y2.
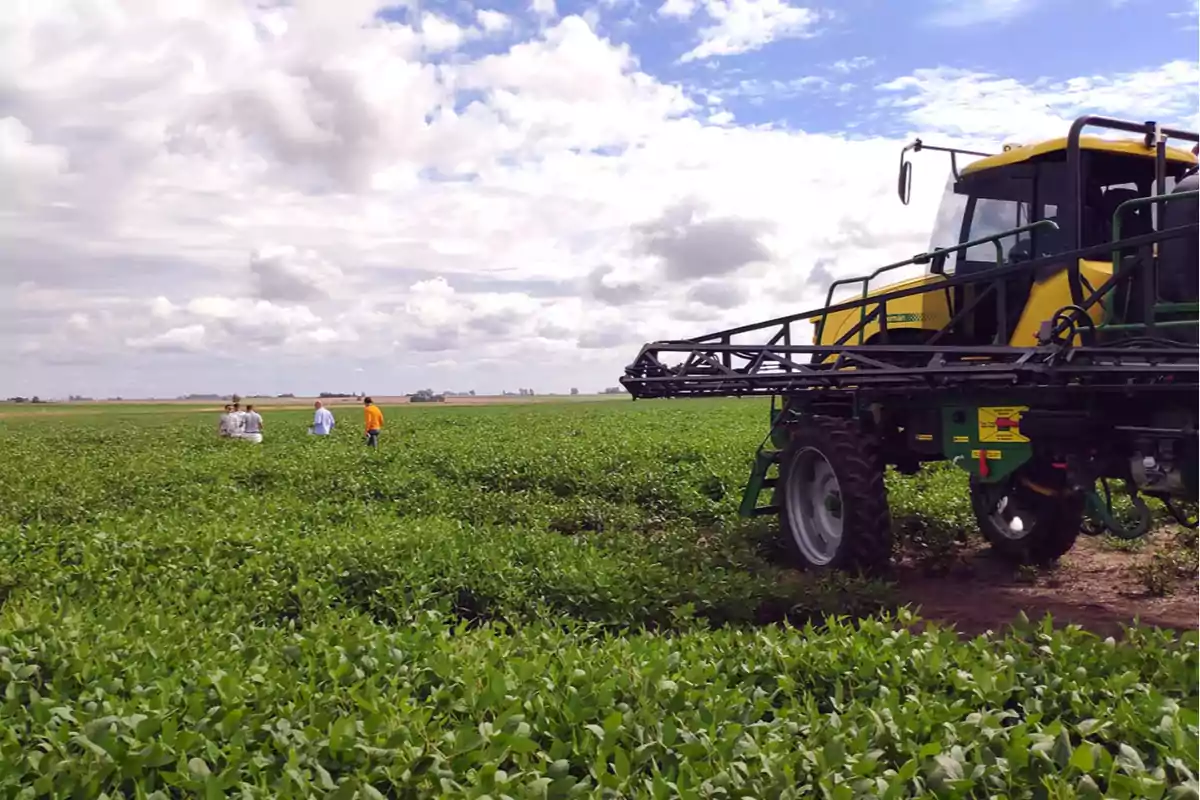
971 449 1003 460
978 406 1029 443
915 434 933 442
952 435 969 443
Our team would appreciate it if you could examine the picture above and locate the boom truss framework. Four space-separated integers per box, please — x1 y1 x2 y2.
620 191 1199 402
620 340 1198 399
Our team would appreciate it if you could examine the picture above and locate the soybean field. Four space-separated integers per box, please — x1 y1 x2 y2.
0 398 1195 798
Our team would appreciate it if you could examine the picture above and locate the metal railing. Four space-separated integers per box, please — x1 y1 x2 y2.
815 219 1059 345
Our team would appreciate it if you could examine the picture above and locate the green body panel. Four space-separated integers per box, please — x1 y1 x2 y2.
740 404 789 517
941 405 1033 483
738 448 778 517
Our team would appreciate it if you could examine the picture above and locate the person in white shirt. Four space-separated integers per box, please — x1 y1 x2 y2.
218 404 238 437
228 401 247 438
241 404 264 443
309 400 335 435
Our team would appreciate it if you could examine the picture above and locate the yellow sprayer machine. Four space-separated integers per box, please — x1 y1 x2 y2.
621 115 1198 572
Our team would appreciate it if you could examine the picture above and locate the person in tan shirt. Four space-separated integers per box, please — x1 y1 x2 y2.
363 397 383 447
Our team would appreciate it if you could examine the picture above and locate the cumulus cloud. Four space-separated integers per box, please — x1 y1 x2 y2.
585 265 647 306
0 116 69 205
686 279 747 309
678 0 823 62
632 199 774 280
1 0 1195 397
248 246 345 303
659 0 699 17
878 60 1200 141
127 325 208 354
476 9 513 33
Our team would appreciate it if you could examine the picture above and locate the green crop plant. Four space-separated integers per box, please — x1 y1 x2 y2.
0 399 1195 798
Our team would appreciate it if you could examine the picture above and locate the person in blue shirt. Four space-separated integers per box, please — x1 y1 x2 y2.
309 400 336 435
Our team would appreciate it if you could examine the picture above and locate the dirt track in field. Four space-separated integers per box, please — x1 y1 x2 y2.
894 531 1198 637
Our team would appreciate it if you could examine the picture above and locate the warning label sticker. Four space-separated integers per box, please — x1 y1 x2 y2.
978 406 1029 443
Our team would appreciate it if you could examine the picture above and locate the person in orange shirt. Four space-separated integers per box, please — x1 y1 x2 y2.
363 397 383 448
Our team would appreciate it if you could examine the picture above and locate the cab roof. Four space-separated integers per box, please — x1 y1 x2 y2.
960 135 1197 176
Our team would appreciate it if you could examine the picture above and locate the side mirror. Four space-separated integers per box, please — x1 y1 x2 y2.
897 139 922 205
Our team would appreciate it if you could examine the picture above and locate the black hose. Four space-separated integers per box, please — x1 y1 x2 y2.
1081 478 1111 536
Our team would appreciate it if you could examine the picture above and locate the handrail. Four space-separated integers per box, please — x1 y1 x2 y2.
816 219 1059 344
1041 224 1199 345
1041 189 1200 339
676 222 1196 346
1114 189 1199 324
1064 115 1199 305
1110 189 1198 270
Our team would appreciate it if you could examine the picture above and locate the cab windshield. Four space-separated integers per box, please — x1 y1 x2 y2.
927 174 1055 274
927 148 1194 276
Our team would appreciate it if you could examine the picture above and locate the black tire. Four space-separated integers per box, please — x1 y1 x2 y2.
969 466 1083 565
777 415 893 574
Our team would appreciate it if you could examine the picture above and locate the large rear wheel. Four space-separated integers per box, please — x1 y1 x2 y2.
778 415 893 574
970 463 1083 564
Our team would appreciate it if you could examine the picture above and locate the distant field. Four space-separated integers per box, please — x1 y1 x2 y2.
0 398 1195 796
0 392 631 417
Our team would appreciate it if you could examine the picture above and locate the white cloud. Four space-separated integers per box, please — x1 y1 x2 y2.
531 0 559 18
127 324 208 353
878 60 1200 142
1 1 1195 398
419 13 468 52
658 0 699 17
830 56 874 74
476 9 513 33
679 0 822 62
149 297 177 318
248 245 346 303
0 116 69 205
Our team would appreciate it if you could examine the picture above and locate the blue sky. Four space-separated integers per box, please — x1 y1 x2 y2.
378 0 1200 134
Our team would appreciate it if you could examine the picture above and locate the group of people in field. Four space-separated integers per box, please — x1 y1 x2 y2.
218 397 384 447
218 400 265 443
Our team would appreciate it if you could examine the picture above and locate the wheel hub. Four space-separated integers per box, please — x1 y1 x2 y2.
986 488 1035 541
784 446 844 565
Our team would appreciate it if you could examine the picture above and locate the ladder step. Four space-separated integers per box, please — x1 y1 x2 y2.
752 505 780 516
737 449 784 519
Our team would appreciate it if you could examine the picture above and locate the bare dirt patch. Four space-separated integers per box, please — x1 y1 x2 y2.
894 530 1198 637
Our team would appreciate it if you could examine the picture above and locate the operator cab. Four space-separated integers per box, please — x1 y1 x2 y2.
923 136 1197 343
929 136 1197 274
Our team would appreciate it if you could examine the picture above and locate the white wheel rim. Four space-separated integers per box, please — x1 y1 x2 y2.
784 446 844 565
